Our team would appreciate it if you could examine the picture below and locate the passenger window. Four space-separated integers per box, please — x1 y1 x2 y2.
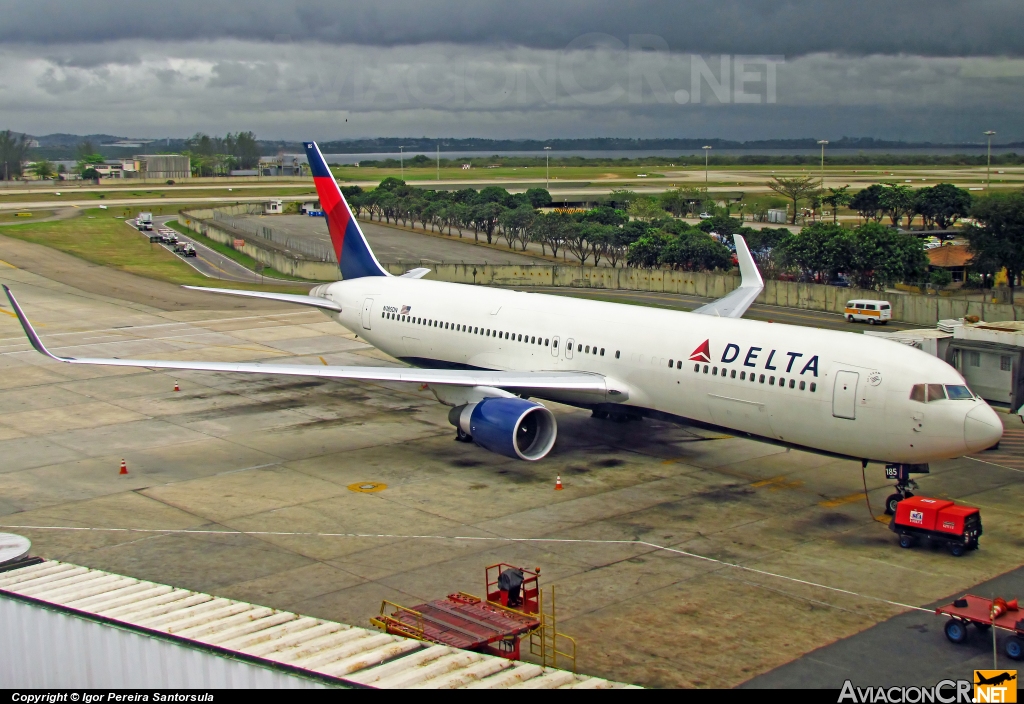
703 365 709 374
731 370 736 379
769 376 775 385
799 380 805 390
530 336 535 344
759 374 765 383
676 360 681 369
740 371 746 380
553 339 558 349
927 384 946 402
585 345 590 353
578 344 582 352
694 364 699 372
668 359 674 368
881 304 890 310
592 347 597 354
546 339 550 346
789 379 795 388
600 348 605 356
615 351 620 359
518 334 522 341
712 366 718 374
720 368 726 376
866 305 876 311
855 303 864 309
810 383 816 392
909 384 925 402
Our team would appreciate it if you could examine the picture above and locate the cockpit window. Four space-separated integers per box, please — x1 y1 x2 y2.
927 384 946 402
910 384 926 403
944 385 974 400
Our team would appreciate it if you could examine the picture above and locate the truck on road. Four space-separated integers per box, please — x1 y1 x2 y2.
136 212 153 231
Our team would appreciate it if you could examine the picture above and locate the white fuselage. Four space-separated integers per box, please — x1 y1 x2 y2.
313 277 1002 464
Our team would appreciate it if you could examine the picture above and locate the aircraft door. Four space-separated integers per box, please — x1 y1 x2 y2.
361 298 373 330
550 336 559 357
565 338 574 359
832 371 859 420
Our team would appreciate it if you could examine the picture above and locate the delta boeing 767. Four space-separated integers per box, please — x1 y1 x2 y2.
3 142 1002 497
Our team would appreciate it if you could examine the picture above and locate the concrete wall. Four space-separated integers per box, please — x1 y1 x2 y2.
179 209 1024 325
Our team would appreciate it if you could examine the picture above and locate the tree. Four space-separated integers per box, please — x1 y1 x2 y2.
473 202 505 243
930 268 953 288
233 131 260 169
81 167 101 183
0 131 29 180
605 189 638 210
581 205 627 227
377 176 407 192
966 191 1024 304
660 231 733 271
627 196 664 223
524 188 552 209
848 222 928 288
627 231 668 268
849 184 884 223
915 183 972 230
878 183 915 227
822 186 852 224
30 160 55 180
744 227 793 280
766 175 820 224
782 222 848 282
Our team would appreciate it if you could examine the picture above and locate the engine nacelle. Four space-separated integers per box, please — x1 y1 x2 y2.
448 398 557 461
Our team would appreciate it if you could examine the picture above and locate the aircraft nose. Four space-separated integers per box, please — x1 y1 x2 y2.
964 403 1003 453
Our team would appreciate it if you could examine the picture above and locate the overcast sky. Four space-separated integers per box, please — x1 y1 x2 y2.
2 0 1023 142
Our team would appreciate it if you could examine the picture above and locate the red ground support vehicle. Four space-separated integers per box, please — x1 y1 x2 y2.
888 496 982 557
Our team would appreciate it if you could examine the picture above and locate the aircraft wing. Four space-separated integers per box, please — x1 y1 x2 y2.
182 286 342 311
691 235 764 318
3 286 606 393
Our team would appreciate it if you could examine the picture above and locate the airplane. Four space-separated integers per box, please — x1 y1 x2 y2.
2 141 1003 477
975 672 1016 687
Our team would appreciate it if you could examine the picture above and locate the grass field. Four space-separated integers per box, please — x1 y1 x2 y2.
0 186 318 205
0 210 56 223
0 209 307 291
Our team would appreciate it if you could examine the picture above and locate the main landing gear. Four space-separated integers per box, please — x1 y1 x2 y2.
883 463 929 515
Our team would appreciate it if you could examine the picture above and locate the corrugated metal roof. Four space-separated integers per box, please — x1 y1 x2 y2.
0 559 632 689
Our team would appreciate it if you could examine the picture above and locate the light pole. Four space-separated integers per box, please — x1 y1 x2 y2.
399 146 405 180
436 144 440 181
544 146 552 191
702 145 712 185
817 140 828 222
984 131 996 190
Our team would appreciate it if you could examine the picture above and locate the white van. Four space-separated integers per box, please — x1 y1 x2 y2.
845 299 891 325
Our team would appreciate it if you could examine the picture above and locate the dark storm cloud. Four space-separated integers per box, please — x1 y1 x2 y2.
3 0 1023 58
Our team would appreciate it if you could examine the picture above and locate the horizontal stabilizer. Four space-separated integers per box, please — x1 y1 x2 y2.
182 286 342 311
400 268 431 279
691 235 763 319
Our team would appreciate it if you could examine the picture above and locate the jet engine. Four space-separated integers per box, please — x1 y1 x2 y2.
447 397 557 461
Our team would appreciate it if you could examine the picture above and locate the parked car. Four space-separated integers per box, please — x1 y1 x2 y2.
699 212 712 219
827 277 851 288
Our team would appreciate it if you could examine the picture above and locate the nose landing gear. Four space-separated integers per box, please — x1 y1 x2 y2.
883 463 928 515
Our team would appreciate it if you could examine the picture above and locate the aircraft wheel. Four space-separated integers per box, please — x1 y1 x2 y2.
1006 636 1023 660
456 427 472 443
944 619 968 644
885 493 902 515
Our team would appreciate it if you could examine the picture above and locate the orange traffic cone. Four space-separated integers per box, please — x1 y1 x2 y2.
174 381 179 392
554 475 563 490
119 459 128 475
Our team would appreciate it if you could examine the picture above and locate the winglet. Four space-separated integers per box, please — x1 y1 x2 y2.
689 234 764 319
2 285 67 362
734 234 763 291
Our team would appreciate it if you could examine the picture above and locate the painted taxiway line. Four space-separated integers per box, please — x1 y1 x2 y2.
1 523 931 614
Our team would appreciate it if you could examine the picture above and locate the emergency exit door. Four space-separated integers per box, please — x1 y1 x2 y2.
832 371 859 420
361 298 373 330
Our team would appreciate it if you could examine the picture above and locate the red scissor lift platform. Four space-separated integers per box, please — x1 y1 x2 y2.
372 564 542 660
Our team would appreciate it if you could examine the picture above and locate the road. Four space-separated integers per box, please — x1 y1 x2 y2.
138 216 308 286
507 286 928 332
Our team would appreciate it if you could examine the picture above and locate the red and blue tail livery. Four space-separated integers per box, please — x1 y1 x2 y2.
304 141 389 280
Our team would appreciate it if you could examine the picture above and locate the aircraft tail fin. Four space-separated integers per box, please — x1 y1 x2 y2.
303 141 389 279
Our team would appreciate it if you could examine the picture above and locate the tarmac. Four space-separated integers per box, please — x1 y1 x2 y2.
0 247 1022 688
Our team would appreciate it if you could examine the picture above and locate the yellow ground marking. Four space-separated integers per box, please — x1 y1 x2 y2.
319 356 328 366
0 259 17 268
348 482 387 493
751 475 803 491
0 309 16 319
819 492 871 508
